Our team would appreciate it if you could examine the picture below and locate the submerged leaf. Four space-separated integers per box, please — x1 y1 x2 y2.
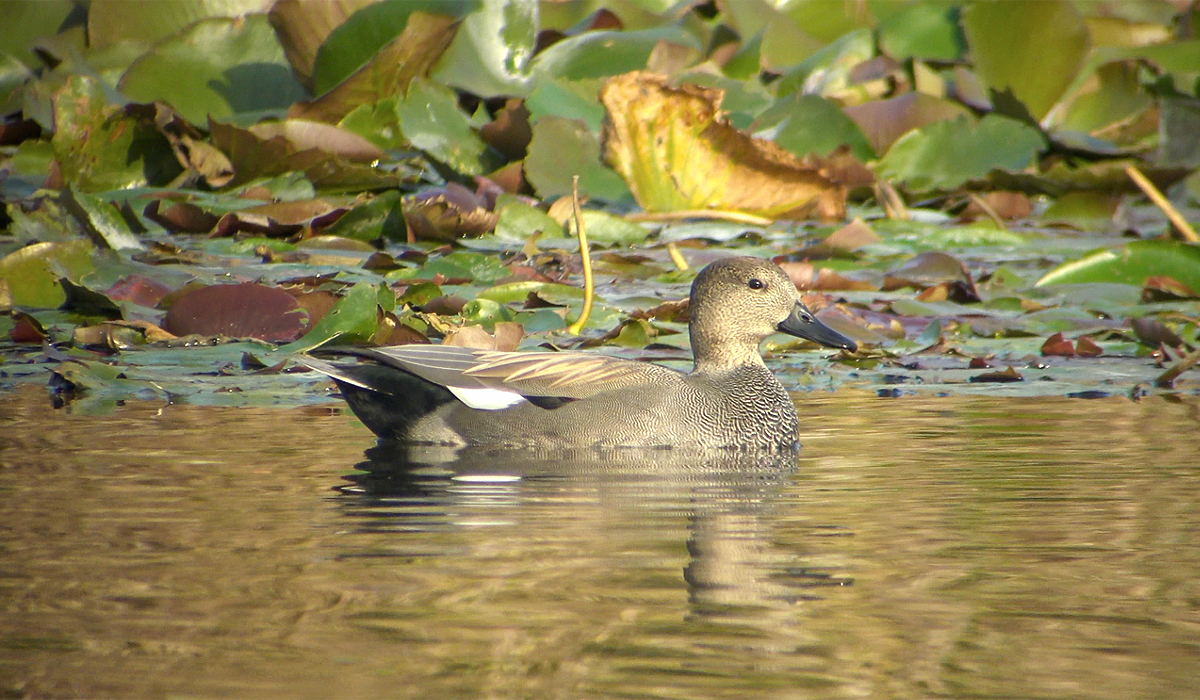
600 72 846 220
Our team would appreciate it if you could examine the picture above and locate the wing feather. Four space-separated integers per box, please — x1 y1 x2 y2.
312 344 685 400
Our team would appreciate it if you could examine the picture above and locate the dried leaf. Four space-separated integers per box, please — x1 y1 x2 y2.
600 72 846 221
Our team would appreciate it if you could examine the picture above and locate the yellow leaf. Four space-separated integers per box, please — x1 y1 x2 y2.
600 72 845 221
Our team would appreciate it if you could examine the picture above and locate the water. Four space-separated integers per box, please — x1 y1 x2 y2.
1 383 1198 699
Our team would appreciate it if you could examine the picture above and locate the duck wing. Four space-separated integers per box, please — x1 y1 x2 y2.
304 345 684 410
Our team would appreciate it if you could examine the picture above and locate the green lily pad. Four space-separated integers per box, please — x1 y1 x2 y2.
492 197 563 243
753 93 875 161
877 1 966 62
312 0 478 96
393 79 500 176
1036 240 1200 291
962 0 1089 121
431 0 537 98
570 211 652 247
322 191 406 242
877 114 1046 193
50 75 178 192
119 15 308 124
525 79 607 134
524 115 631 202
528 26 701 81
278 282 395 353
88 0 267 48
61 189 144 252
0 239 95 308
476 281 584 305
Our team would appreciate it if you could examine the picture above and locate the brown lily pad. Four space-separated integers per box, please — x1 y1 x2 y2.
163 283 309 342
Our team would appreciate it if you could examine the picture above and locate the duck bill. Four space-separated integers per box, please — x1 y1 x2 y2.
778 303 857 352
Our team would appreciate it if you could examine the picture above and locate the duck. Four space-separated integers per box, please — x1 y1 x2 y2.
299 256 856 450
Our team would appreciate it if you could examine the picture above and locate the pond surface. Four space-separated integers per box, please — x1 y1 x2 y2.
1 383 1198 699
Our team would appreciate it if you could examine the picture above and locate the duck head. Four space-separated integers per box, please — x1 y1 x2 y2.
688 257 857 368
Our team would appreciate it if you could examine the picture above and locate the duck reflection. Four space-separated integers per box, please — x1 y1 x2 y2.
335 443 853 617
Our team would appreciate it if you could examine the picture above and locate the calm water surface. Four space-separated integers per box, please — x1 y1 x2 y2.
1 383 1198 699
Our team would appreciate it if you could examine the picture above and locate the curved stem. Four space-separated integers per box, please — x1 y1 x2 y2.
567 176 594 335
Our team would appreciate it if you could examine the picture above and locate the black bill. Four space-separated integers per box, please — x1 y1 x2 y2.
777 302 857 352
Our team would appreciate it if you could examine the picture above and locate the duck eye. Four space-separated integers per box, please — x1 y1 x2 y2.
747 278 765 290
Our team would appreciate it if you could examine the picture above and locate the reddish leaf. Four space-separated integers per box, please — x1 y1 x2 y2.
1041 332 1075 357
480 99 532 161
969 366 1024 383
10 312 49 344
1076 335 1103 357
163 283 309 342
144 200 219 233
1142 275 1199 302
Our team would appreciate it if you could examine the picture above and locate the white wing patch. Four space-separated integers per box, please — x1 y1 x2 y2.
447 385 528 410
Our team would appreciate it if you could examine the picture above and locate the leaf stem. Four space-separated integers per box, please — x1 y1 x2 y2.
1125 165 1199 243
567 176 594 335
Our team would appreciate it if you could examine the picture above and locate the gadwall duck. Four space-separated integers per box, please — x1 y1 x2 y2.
301 256 856 450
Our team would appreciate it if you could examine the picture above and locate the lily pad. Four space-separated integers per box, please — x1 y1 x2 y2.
529 26 701 81
280 282 396 353
962 0 1090 121
524 115 631 201
0 239 95 308
311 0 478 96
163 283 309 342
288 11 460 124
88 0 267 48
1036 240 1200 291
753 93 875 161
876 114 1046 193
431 0 537 98
119 15 308 124
50 76 177 192
392 79 499 176
267 0 380 91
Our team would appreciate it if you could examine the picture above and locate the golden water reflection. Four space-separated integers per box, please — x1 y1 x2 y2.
1 384 1198 698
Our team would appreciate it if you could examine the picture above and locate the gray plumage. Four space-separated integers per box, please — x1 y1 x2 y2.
299 256 855 451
